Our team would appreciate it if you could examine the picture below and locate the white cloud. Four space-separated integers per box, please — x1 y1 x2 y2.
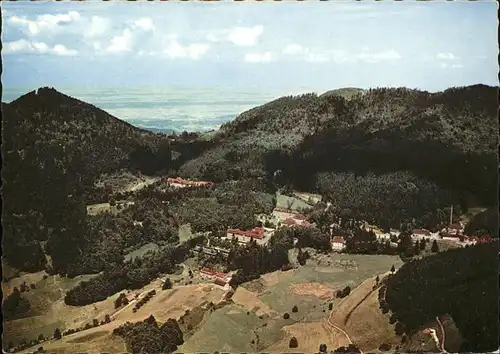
85 16 111 38
356 49 402 63
163 40 210 60
282 44 401 64
227 25 263 46
53 44 78 56
106 28 133 53
138 50 158 57
206 32 221 43
283 44 331 63
133 18 155 32
283 44 307 56
244 51 275 63
451 63 463 69
4 39 33 53
436 52 458 61
9 11 80 35
4 39 78 56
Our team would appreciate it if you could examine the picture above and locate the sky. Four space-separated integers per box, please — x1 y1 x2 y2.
1 0 499 93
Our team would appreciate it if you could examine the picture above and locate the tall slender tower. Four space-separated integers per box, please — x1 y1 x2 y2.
449 205 453 225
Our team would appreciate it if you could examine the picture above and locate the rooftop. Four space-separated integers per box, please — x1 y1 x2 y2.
413 229 431 236
332 236 345 244
227 227 265 239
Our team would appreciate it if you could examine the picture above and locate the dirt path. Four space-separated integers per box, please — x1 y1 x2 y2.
326 272 393 353
436 316 449 353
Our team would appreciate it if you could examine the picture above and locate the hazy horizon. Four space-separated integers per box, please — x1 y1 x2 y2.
3 82 496 133
2 1 499 92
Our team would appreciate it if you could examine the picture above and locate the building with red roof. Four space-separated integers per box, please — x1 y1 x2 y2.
301 220 314 227
226 227 266 244
214 278 227 287
200 267 230 281
282 218 297 226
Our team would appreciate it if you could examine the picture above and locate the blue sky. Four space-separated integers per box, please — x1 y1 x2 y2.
2 1 498 93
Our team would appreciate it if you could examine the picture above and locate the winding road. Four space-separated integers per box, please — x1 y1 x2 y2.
435 316 449 353
423 316 448 353
326 271 394 353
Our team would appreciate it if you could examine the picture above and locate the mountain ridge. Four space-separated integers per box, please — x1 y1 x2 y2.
1 87 173 272
178 84 498 206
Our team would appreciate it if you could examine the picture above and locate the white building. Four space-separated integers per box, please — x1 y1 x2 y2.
411 229 432 241
440 222 464 236
331 236 346 251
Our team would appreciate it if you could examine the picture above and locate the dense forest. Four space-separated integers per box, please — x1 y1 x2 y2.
313 171 460 231
3 287 31 320
113 315 184 353
64 236 204 306
384 242 499 352
179 85 498 209
464 208 499 237
2 88 172 272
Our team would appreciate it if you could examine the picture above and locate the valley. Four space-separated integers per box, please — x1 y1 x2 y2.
2 85 498 354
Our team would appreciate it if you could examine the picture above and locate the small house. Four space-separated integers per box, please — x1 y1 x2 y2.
226 227 265 244
282 218 297 227
331 236 346 251
412 229 432 241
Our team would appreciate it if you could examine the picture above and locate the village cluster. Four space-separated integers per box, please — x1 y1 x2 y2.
166 177 492 286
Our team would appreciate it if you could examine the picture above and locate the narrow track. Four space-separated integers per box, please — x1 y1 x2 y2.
436 316 449 353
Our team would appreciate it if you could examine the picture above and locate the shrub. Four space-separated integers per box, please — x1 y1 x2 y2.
53 328 62 340
283 313 290 319
289 336 298 348
431 240 439 253
292 305 298 313
162 278 173 290
379 343 391 351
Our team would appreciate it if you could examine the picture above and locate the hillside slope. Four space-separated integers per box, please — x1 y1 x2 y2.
178 84 498 210
385 242 499 352
1 87 172 272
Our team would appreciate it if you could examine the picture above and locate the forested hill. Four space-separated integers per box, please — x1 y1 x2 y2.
178 84 498 206
385 241 499 352
1 87 172 272
5 87 172 176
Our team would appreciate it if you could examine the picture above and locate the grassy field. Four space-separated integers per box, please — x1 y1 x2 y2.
178 304 264 353
3 273 101 347
178 224 196 243
293 192 323 205
6 250 404 353
123 243 159 262
86 201 134 216
15 279 225 354
180 253 403 352
276 191 312 211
